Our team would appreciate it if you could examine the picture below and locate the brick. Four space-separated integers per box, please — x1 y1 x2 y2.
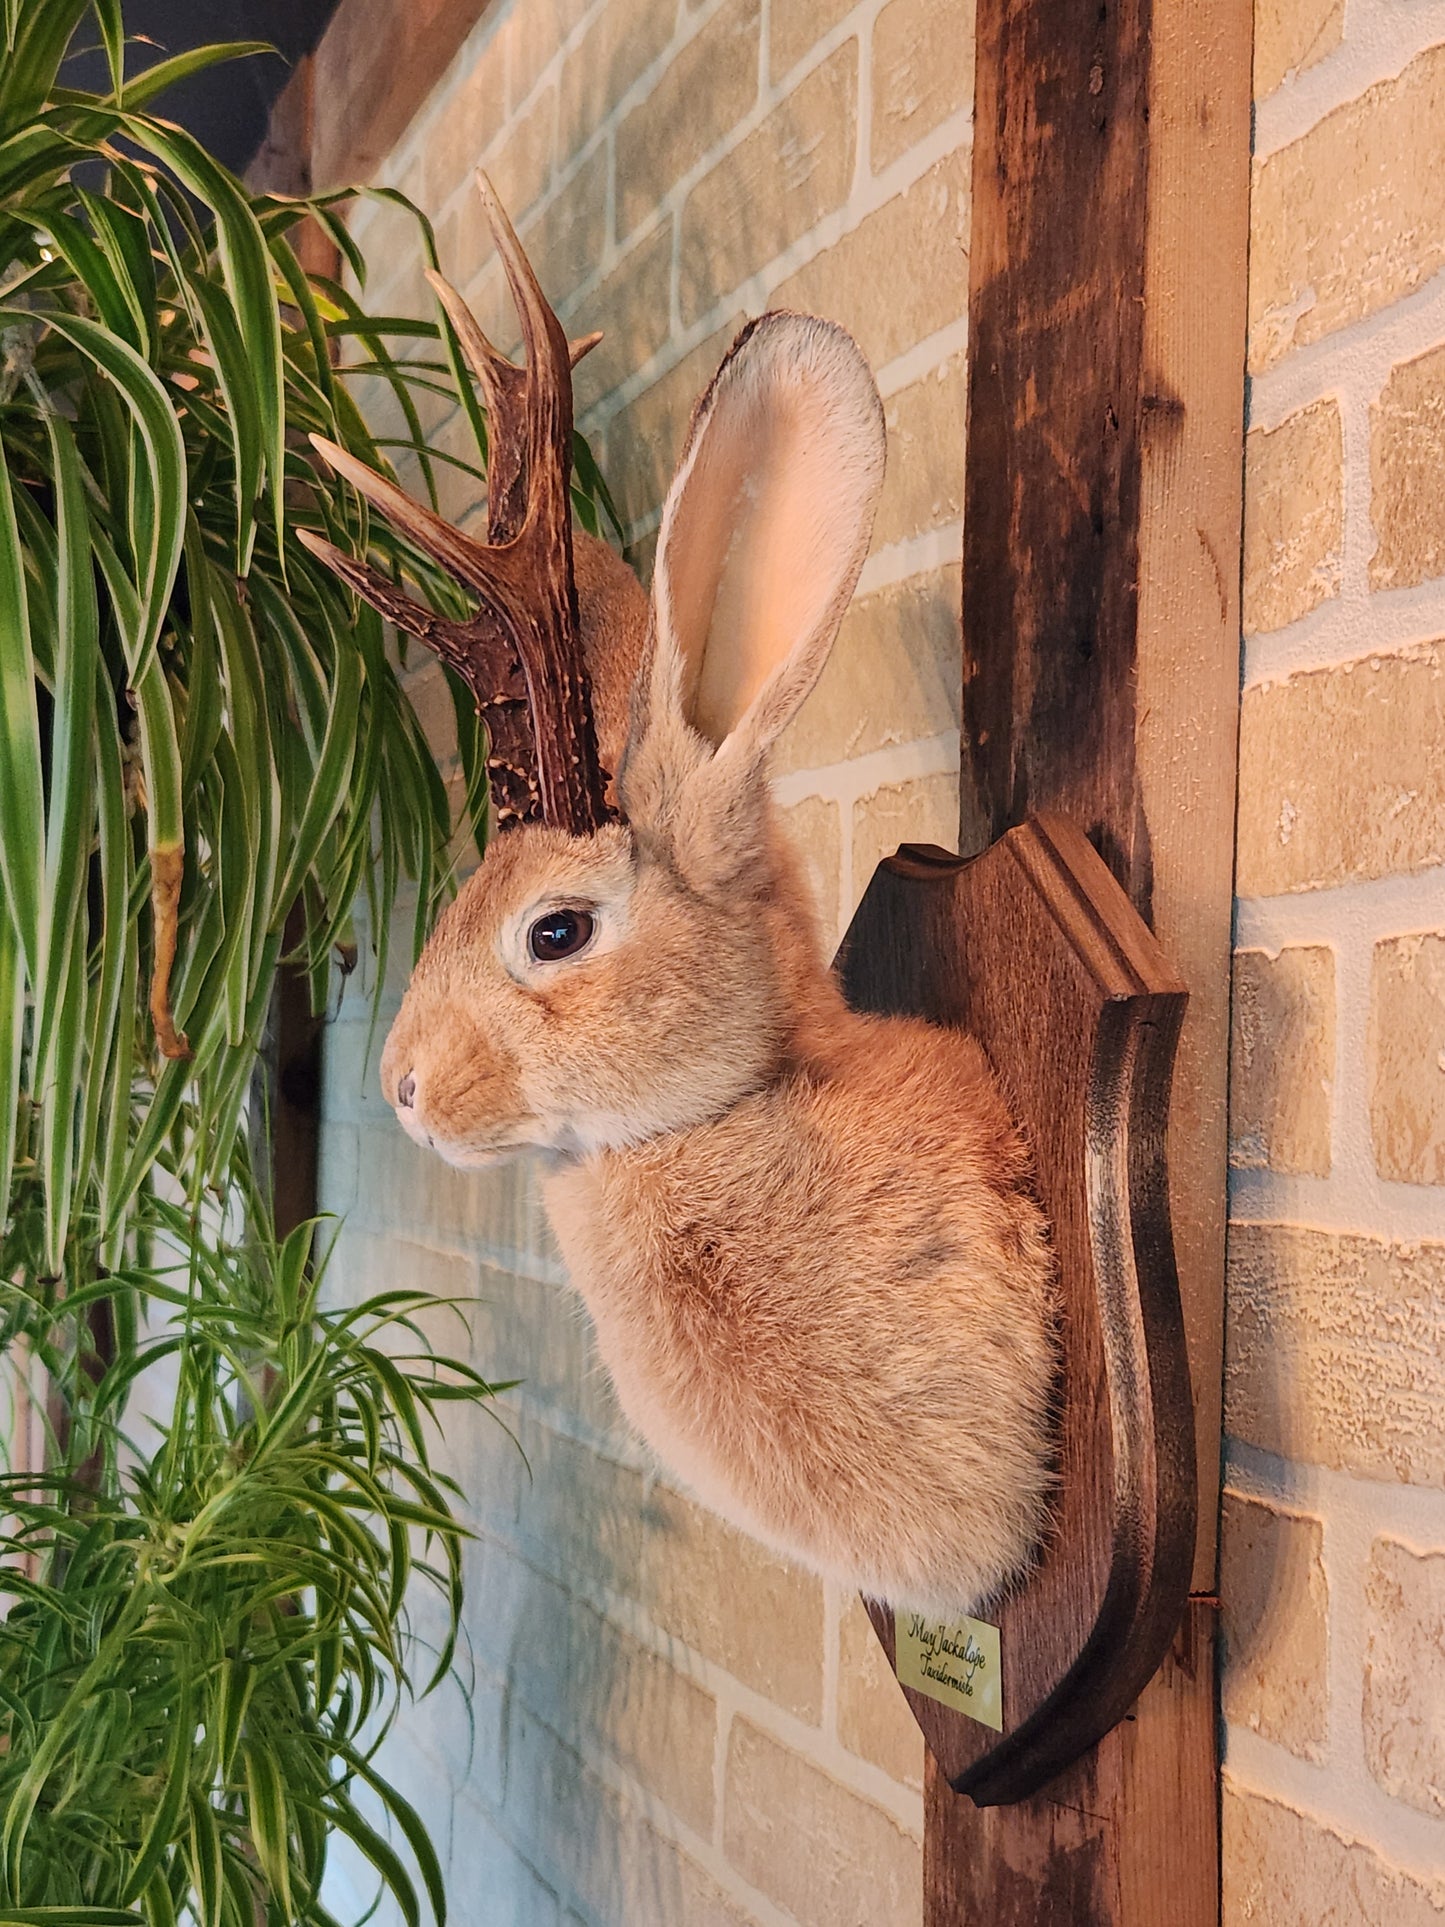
1224 1782 1445 1925
603 318 744 530
1371 931 1445 1186
350 1121 561 1274
317 1120 359 1215
441 238 518 356
482 82 557 224
472 1256 627 1442
510 0 593 113
772 565 962 777
505 1415 826 1716
1364 1536 1445 1818
321 1017 389 1125
448 1788 564 1925
615 1824 759 1927
771 151 969 372
1229 945 1334 1176
402 1657 506 1808
500 1709 621 1911
724 1718 921 1924
1219 1492 1328 1760
499 1706 746 1925
466 1541 717 1834
617 0 761 242
678 43 857 326
422 25 509 211
428 398 490 531
404 658 464 771
348 192 434 317
770 0 855 83
1242 400 1343 635
557 0 678 164
570 220 676 418
1224 1223 1445 1484
873 351 967 551
1235 644 1445 895
836 1593 925 1788
851 770 960 901
777 795 843 951
1372 340 1445 593
1249 44 1445 373
871 0 973 172
519 165 609 310
1253 0 1342 100
312 0 488 188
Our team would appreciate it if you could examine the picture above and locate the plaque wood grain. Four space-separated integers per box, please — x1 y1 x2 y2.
839 814 1193 1805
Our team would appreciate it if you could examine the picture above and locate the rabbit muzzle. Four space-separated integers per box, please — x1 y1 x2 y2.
380 997 540 1166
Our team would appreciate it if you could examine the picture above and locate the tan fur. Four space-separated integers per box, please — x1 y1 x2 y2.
574 530 647 791
380 314 1057 1616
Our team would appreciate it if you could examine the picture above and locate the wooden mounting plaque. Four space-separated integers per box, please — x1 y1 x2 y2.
838 813 1194 1807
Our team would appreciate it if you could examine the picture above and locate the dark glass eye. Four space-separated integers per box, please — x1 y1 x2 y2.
527 907 595 962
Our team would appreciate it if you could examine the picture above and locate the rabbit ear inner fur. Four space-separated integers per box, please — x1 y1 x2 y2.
621 314 885 875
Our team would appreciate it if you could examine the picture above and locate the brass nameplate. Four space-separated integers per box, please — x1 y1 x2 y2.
894 1609 1003 1730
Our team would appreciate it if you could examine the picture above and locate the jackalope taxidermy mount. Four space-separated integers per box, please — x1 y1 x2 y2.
302 176 1057 1618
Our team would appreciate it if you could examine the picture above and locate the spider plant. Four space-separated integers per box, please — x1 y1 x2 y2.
0 3 616 1919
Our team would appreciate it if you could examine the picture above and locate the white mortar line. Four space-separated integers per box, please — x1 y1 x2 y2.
858 521 963 595
1247 266 1445 435
822 1579 843 1740
876 316 969 396
1224 1734 1445 1893
769 731 961 811
1231 864 1443 1231
1220 1453 1445 1885
1244 576 1445 688
1228 1169 1445 1243
1224 1445 1445 1574
473 1507 927 1836
1253 0 1445 161
1235 867 1445 947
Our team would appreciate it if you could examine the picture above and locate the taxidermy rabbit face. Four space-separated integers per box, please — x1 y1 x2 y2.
377 814 798 1164
379 313 884 1167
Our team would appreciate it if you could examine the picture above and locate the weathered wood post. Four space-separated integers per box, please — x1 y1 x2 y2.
927 0 1251 1916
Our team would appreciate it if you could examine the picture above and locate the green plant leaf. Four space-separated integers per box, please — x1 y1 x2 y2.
0 452 45 985
0 305 186 685
116 41 271 111
240 1742 293 1922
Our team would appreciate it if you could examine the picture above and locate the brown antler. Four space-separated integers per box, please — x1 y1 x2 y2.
297 172 610 834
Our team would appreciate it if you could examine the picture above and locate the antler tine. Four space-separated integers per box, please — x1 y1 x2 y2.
296 524 541 823
307 435 515 596
304 182 611 837
426 268 604 547
471 173 577 544
457 170 608 834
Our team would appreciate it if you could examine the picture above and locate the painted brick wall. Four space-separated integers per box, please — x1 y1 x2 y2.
314 0 975 1918
1222 0 1445 1916
309 0 1445 1918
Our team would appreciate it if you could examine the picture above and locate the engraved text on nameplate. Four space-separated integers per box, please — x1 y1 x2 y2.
894 1608 1003 1730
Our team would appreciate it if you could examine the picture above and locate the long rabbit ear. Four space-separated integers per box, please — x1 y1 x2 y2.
621 314 885 868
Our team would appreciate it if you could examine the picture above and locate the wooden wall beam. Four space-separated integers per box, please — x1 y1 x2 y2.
940 0 1251 1915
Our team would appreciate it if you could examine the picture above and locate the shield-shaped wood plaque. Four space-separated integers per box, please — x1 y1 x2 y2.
838 812 1194 1807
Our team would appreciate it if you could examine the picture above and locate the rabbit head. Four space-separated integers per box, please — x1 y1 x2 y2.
378 312 887 1166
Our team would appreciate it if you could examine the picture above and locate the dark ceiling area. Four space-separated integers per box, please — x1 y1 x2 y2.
64 0 341 175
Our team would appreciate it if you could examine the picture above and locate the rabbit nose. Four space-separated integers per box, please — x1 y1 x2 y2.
396 1070 416 1109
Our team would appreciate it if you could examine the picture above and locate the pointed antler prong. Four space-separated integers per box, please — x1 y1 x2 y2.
308 433 525 599
473 170 564 378
425 268 514 390
304 187 610 836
